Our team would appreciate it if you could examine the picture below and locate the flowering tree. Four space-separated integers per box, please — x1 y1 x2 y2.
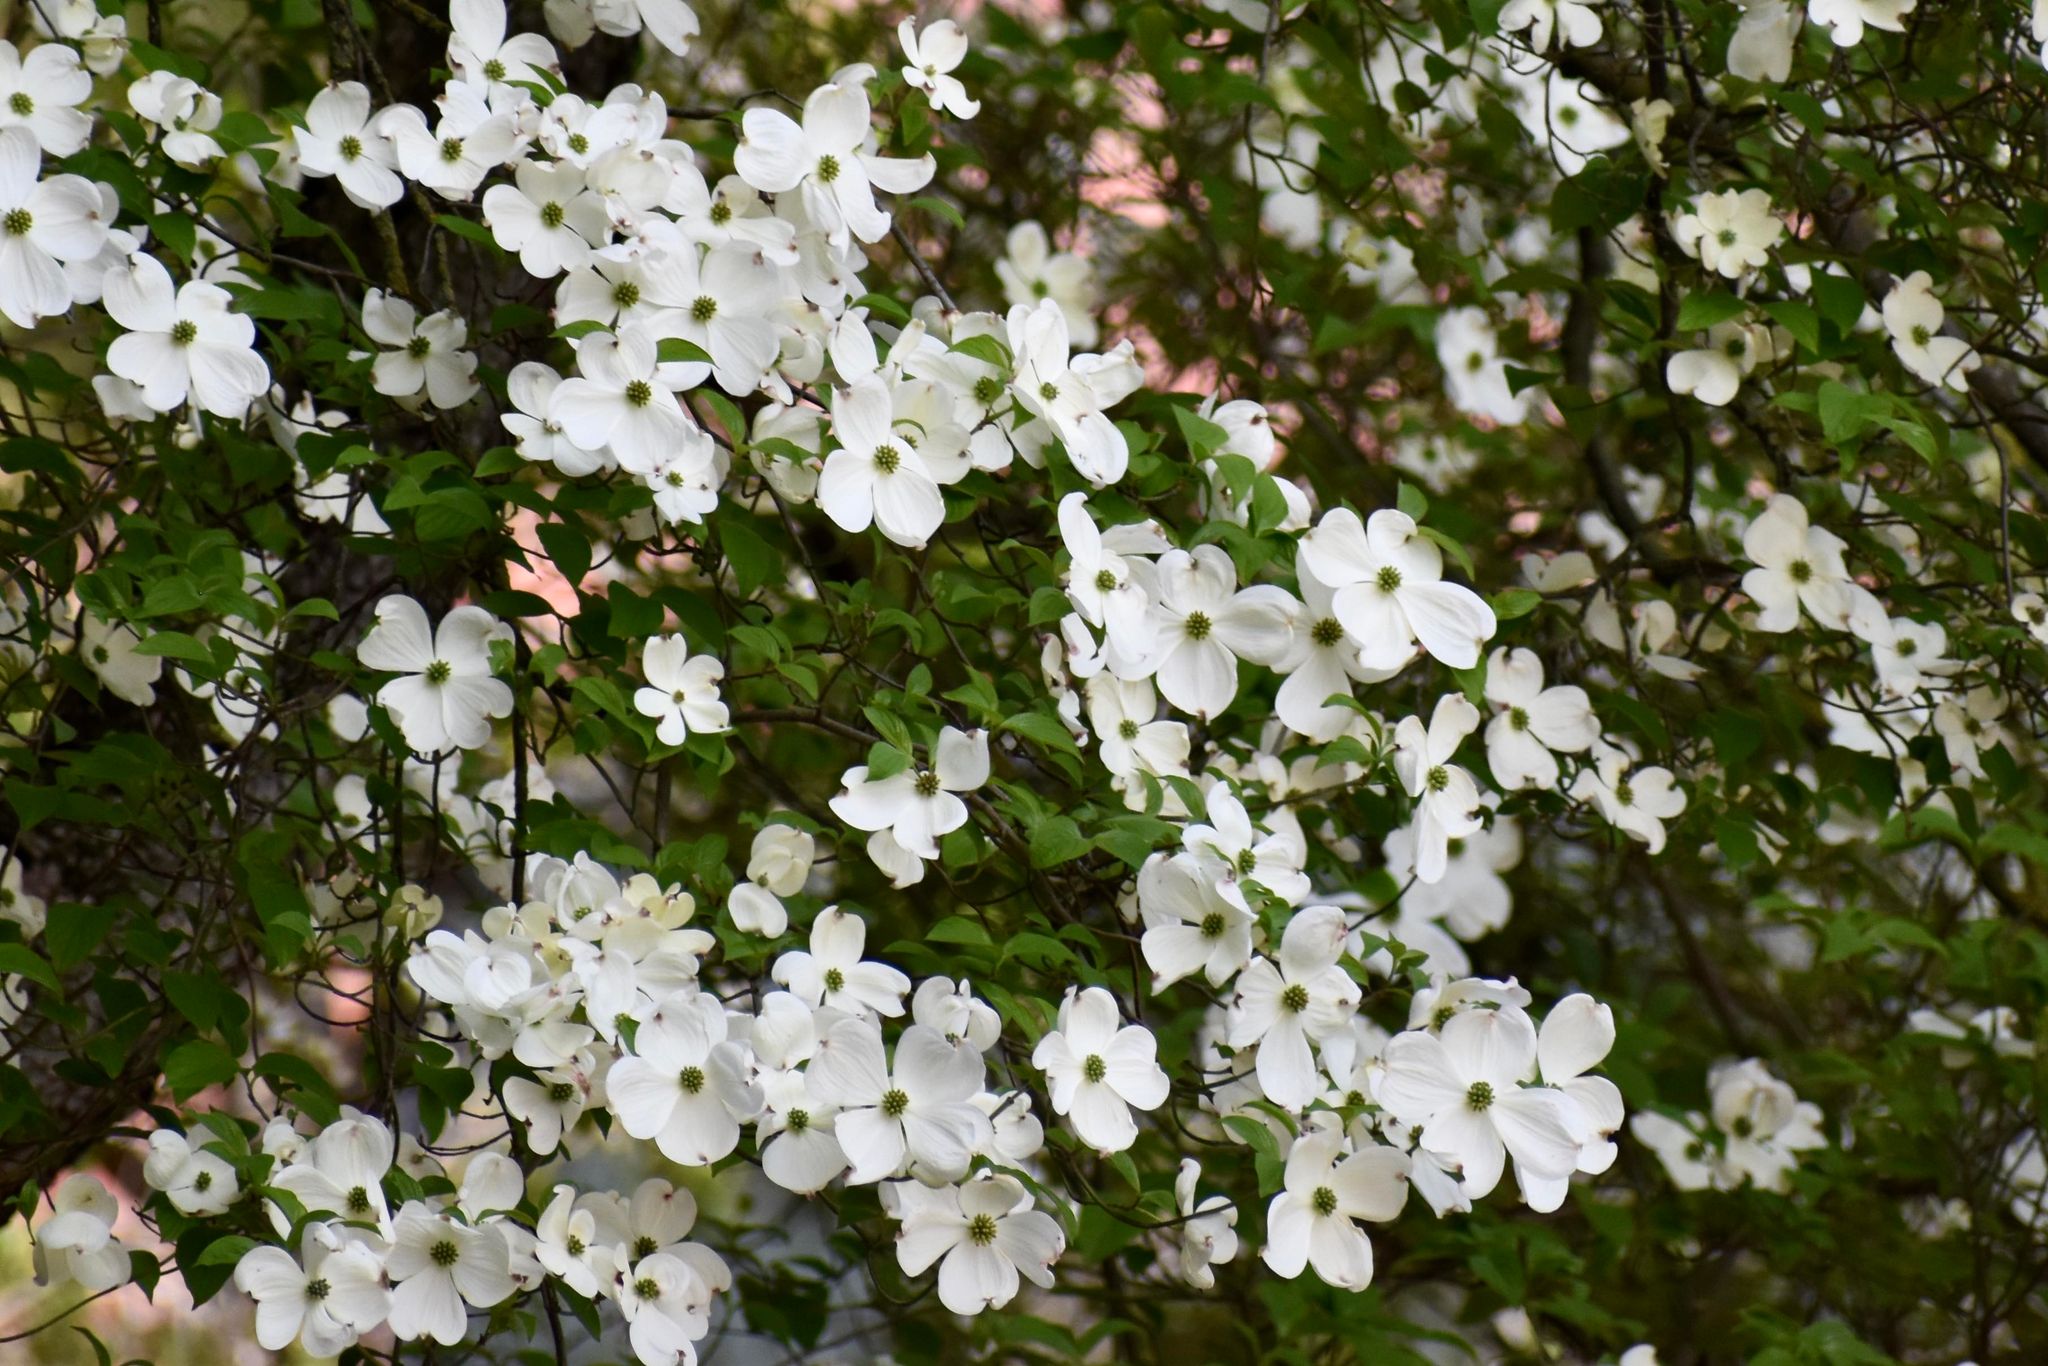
2 0 2047 1362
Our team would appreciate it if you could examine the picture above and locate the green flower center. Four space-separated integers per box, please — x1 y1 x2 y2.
193 1170 214 1191
2 208 30 236
1788 559 1813 584
8 92 32 117
430 1238 460 1267
709 202 732 225
1896 637 1918 657
1199 911 1225 938
339 134 362 161
613 281 641 309
540 201 565 229
972 375 1002 405
1083 1054 1107 1084
787 1108 810 1133
406 335 432 359
1280 983 1311 1013
1376 565 1403 592
1508 706 1529 732
425 659 452 684
346 1185 372 1214
1717 227 1737 247
1614 779 1634 806
1118 719 1139 741
625 379 654 407
566 1234 585 1255
914 770 941 797
1425 765 1450 792
1467 1081 1494 1111
1311 617 1344 646
967 1212 999 1245
881 1087 910 1118
549 1081 577 1103
678 1065 705 1094
1312 1185 1339 1216
568 133 590 155
440 136 465 163
305 1276 330 1299
1093 568 1118 593
1183 610 1213 641
633 1235 658 1259
1236 849 1258 876
874 443 902 474
484 58 506 82
170 319 199 346
815 153 840 183
633 1275 660 1300
824 967 846 993
691 295 717 323
1037 380 1059 402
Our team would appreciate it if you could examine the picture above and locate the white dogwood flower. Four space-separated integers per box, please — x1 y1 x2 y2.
356 595 514 754
1229 906 1361 1110
898 19 981 119
1135 544 1298 720
102 251 269 418
1376 1008 1583 1209
1260 1127 1410 1289
820 375 948 548
773 907 912 1018
233 1228 389 1356
896 1173 1063 1315
1392 694 1485 883
806 1016 991 1184
734 80 933 248
361 289 480 409
1882 271 1981 393
830 726 988 862
1673 188 1783 278
1032 985 1170 1153
0 39 92 155
1296 507 1496 673
633 634 727 745
296 81 404 209
1482 647 1599 791
385 1202 515 1345
608 992 762 1166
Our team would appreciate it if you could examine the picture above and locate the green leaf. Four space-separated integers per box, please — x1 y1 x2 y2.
1172 406 1231 460
1675 292 1749 331
163 1039 239 1100
1762 299 1821 355
433 213 499 248
1001 710 1082 756
1491 588 1541 620
715 510 780 596
44 902 118 972
0 944 59 991
657 337 713 365
908 194 965 230
1028 815 1092 868
1396 481 1430 522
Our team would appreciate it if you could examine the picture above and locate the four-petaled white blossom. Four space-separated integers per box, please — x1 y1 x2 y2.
356 595 514 754
103 251 269 418
1297 507 1496 673
898 19 981 120
633 633 727 744
1032 985 1170 1153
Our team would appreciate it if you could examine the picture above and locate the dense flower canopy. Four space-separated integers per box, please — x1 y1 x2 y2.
1 1 2048 1364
